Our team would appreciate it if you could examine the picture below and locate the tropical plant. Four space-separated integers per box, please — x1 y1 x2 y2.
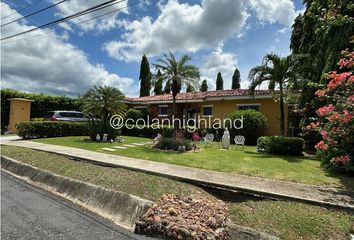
306 49 354 172
139 55 152 97
248 53 302 136
164 80 171 94
232 68 241 89
153 69 163 95
154 52 200 134
80 86 127 140
200 79 208 92
216 72 223 90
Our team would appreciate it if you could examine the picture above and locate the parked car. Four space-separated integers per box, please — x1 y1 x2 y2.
44 111 89 122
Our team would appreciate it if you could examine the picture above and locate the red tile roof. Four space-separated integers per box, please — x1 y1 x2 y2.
125 89 278 103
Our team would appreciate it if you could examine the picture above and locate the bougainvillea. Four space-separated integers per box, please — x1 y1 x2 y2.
307 49 354 172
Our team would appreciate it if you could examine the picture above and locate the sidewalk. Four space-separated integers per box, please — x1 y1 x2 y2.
1 137 353 210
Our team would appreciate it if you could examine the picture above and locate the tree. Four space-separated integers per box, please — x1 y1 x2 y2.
248 53 302 136
153 70 163 95
154 51 200 135
81 86 127 140
164 80 171 94
231 68 241 89
200 79 208 92
139 55 152 97
290 0 354 135
186 84 195 92
216 72 223 90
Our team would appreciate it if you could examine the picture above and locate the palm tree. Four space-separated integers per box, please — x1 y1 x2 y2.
248 53 302 136
81 86 127 140
154 52 200 133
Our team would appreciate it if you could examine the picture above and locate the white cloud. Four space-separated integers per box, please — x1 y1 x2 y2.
248 0 299 27
1 3 135 97
103 0 299 62
200 47 238 91
104 0 249 62
53 0 129 32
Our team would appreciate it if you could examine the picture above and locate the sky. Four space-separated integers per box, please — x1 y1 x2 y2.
1 0 304 97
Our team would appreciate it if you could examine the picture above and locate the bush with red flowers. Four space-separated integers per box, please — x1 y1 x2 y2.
307 49 354 172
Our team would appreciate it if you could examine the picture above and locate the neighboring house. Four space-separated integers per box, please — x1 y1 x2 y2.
124 89 298 136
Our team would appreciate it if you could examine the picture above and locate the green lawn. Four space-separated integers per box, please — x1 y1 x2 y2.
2 145 353 240
32 136 354 190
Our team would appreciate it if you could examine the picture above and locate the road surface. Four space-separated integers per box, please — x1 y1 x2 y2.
1 171 153 240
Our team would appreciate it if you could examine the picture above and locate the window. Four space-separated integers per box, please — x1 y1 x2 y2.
159 105 168 116
237 104 260 111
202 105 213 116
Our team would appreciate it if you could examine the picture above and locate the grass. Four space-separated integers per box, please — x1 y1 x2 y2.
1 145 353 240
33 136 354 190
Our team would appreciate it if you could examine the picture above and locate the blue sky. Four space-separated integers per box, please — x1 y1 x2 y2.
1 0 304 97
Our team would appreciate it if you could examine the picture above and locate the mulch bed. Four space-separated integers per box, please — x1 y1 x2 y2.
135 194 229 240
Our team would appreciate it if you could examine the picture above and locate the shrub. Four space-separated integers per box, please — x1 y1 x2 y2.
125 109 148 121
121 125 173 138
88 120 120 141
226 110 267 145
306 49 354 172
257 136 304 156
16 121 89 139
155 138 193 151
1 88 80 130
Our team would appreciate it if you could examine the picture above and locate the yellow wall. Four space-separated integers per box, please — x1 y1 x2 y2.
8 99 32 133
128 98 288 136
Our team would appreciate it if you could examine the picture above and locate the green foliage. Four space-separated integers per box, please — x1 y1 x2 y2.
248 53 303 135
226 110 267 145
153 70 163 95
16 121 89 139
186 84 195 92
216 72 223 90
80 86 126 141
155 138 193 151
231 68 241 89
1 88 80 131
139 55 152 97
125 109 147 121
200 79 208 92
121 125 173 138
257 136 304 156
290 0 354 130
164 80 171 94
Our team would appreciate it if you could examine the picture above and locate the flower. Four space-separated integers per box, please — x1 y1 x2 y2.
315 89 326 97
332 155 351 164
315 141 329 151
306 122 319 129
347 95 354 102
316 104 335 116
320 130 328 140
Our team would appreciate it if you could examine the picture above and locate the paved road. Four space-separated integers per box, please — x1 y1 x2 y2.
1 172 153 240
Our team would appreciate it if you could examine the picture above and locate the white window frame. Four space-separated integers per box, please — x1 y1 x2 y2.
202 105 214 117
158 105 169 117
236 103 261 111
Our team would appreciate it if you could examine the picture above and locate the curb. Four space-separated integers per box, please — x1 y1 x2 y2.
1 155 280 240
1 156 153 230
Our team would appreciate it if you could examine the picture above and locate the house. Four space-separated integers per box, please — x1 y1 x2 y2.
124 89 298 136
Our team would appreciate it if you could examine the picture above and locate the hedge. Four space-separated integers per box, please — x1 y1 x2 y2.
257 136 304 156
226 110 268 145
1 88 80 131
16 121 89 139
155 138 193 151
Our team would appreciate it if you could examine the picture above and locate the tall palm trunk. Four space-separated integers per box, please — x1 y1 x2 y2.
172 78 178 137
279 84 285 136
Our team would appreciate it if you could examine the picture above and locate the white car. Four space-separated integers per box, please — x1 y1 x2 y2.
44 111 89 122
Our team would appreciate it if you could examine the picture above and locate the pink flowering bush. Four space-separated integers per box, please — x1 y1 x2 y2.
307 49 354 172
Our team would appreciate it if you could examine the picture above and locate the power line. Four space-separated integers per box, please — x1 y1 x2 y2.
1 0 46 20
1 0 127 40
1 0 143 44
1 0 70 27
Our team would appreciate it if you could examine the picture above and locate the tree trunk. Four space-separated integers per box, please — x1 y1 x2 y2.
172 95 177 137
279 84 285 136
